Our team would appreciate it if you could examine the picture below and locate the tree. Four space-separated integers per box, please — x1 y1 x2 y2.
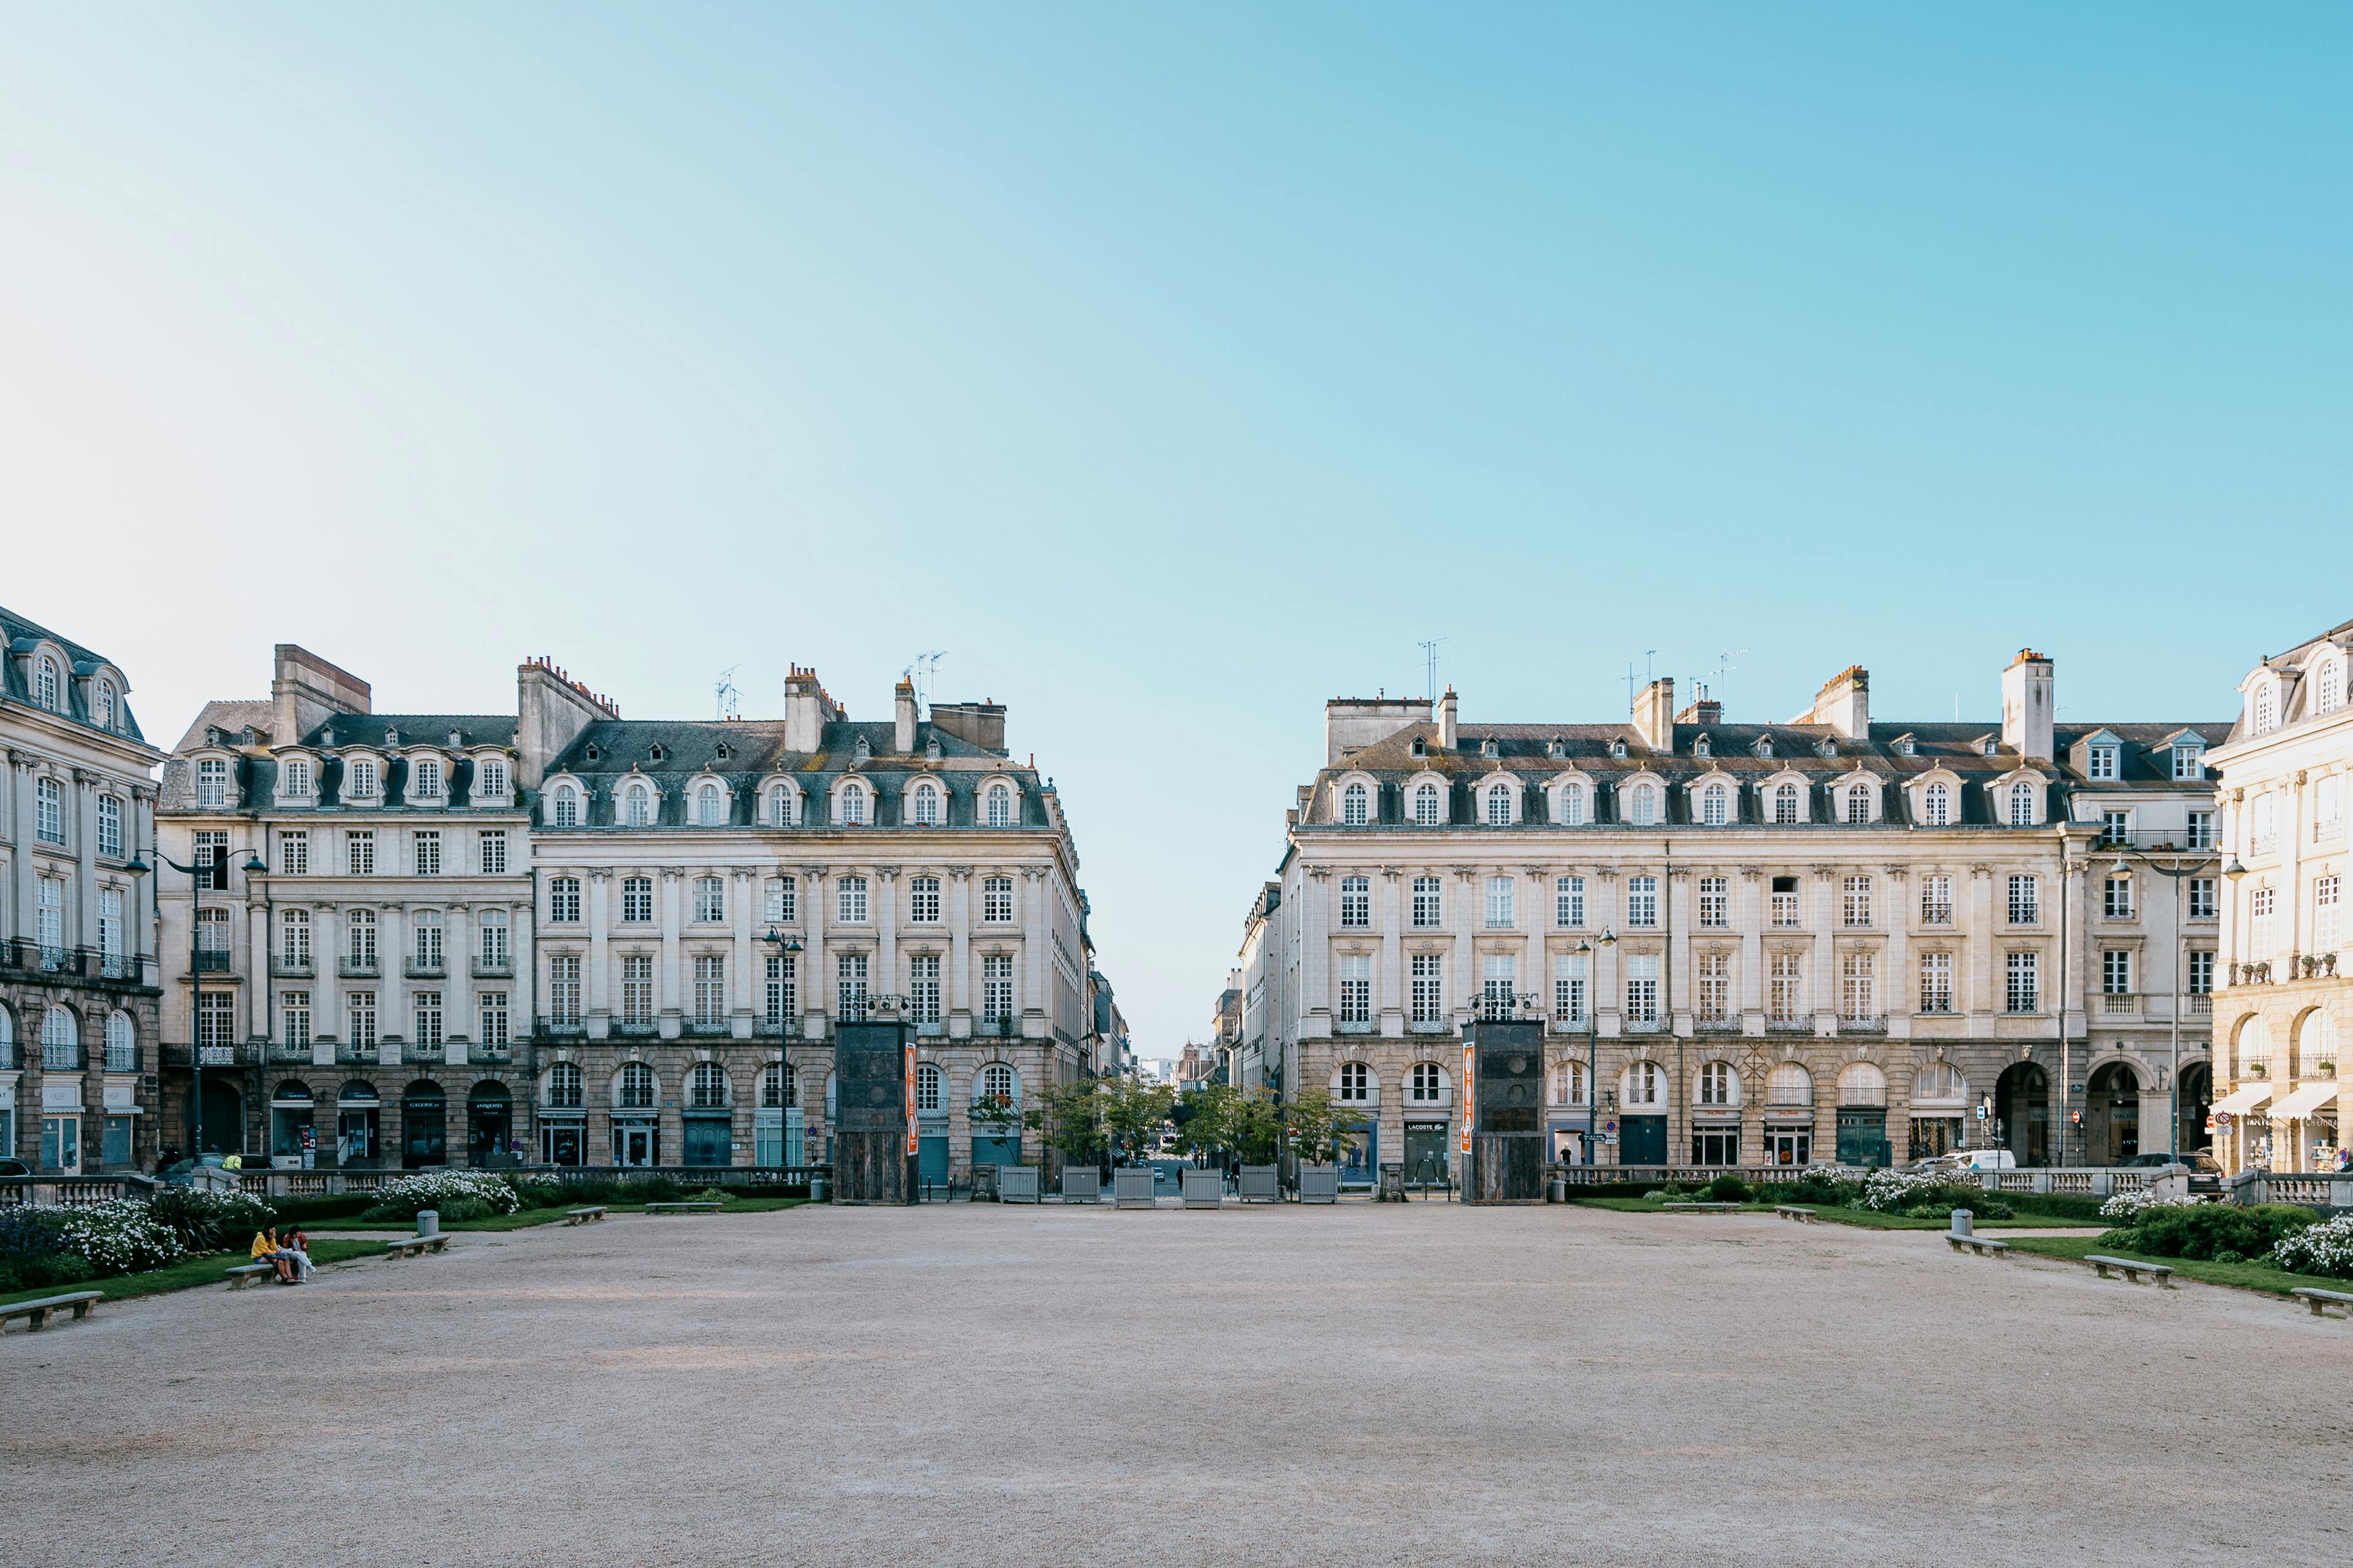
1226 1089 1281 1165
968 1089 1020 1142
1101 1076 1176 1165
1174 1084 1238 1162
1281 1087 1362 1167
1025 1079 1105 1162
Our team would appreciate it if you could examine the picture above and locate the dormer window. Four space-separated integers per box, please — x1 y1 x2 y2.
1547 738 1565 759
384 727 401 748
1817 739 1837 758
583 744 599 762
986 782 1013 827
854 736 872 765
447 730 463 747
625 782 652 827
2171 745 2202 782
1410 737 1427 758
281 758 314 797
714 743 730 760
1980 737 1997 757
478 758 508 800
1755 736 1773 759
648 744 665 763
911 781 943 826
34 654 60 711
2253 684 2278 735
551 783 580 827
320 725 336 747
196 757 229 808
1898 737 1916 757
1340 781 1369 826
925 735 942 762
840 782 869 825
2087 744 2118 781
412 758 444 798
347 758 379 798
95 680 116 730
1610 739 1627 760
1694 735 1710 759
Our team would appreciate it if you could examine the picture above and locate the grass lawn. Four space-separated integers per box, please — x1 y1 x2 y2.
330 1196 811 1231
1 1238 384 1310
2003 1234 2353 1298
1569 1196 2091 1230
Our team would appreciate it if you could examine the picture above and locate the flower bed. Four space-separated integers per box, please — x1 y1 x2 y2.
2098 1189 2202 1223
0 1200 183 1291
358 1170 526 1224
1857 1168 2011 1220
2268 1213 2353 1280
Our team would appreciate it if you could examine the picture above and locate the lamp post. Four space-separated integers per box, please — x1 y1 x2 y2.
2106 844 2217 1160
762 928 804 1170
1576 929 1616 1166
126 845 268 1160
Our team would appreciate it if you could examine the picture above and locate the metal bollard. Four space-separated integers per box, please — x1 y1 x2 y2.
416 1209 440 1238
1951 1208 1972 1237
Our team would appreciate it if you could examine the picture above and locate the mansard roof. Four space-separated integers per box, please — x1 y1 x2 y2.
2 601 148 743
297 714 519 751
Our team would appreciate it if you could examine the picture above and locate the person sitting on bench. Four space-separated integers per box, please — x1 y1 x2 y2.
251 1226 292 1284
278 1228 315 1283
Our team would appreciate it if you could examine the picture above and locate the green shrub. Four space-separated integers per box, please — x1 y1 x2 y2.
1704 1174 1752 1204
264 1194 378 1226
145 1188 277 1253
2102 1202 2319 1261
510 1177 568 1210
687 1186 730 1204
0 1252 90 1292
357 1170 524 1223
2213 1249 2245 1265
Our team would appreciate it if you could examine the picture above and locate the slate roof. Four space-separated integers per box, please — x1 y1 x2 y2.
2 602 149 743
296 714 519 751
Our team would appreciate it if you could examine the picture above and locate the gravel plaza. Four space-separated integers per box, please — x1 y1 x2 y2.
7 1202 2351 1566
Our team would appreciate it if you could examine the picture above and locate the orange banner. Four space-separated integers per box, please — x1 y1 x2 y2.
1460 1037 1474 1157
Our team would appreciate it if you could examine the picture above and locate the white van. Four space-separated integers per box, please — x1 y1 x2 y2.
1943 1148 2016 1172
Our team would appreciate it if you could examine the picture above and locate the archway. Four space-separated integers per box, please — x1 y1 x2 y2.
1995 1062 2049 1167
467 1081 513 1167
197 1079 245 1157
2084 1062 2140 1165
2176 1061 2212 1156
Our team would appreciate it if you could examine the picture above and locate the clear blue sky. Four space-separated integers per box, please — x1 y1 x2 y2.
5 5 2347 1056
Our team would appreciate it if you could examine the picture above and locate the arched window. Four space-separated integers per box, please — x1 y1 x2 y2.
1765 1063 1812 1106
1334 1062 1371 1102
1414 782 1442 825
616 1062 656 1109
0 1003 12 1060
478 758 508 800
2296 1010 2337 1076
914 1063 943 1113
547 1062 583 1108
625 784 651 827
34 655 59 711
977 1062 1018 1105
1696 1061 1738 1106
1342 782 1369 826
2317 660 2345 717
1628 784 1656 827
1923 782 1950 826
1836 1061 1889 1107
697 784 724 827
1621 1060 1666 1107
41 1006 77 1070
551 784 579 827
413 758 443 798
911 783 941 826
1846 784 1870 824
1550 1060 1587 1106
1408 1062 1448 1103
1559 784 1585 827
1913 1062 1967 1104
104 1011 136 1073
96 680 116 730
768 786 794 827
1485 784 1513 825
2253 685 2277 734
840 783 868 825
1701 783 1728 826
689 1062 728 1109
2009 781 2035 827
1774 782 1800 824
986 784 1013 828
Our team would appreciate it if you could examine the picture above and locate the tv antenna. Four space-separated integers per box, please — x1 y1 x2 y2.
909 650 947 716
714 664 741 721
1709 648 1746 707
1624 650 1658 715
1417 639 1447 704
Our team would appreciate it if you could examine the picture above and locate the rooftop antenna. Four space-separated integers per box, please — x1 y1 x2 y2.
714 664 741 722
1625 650 1657 716
911 650 946 716
1417 639 1447 705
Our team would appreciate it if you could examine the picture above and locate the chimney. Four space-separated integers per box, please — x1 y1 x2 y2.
1632 676 1675 751
929 699 1007 755
2001 648 2055 761
272 644 370 747
1324 695 1433 763
516 656 618 787
1439 687 1458 751
1675 689 1723 726
894 678 918 755
783 665 842 754
1805 666 1870 741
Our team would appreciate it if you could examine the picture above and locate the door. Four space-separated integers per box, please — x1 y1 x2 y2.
1835 1109 1889 1167
1995 1063 2050 1167
971 1135 1020 1172
2087 1065 2140 1164
402 1108 447 1168
1403 1122 1450 1183
338 1109 380 1165
1340 1119 1377 1184
542 1123 583 1166
1766 1127 1812 1167
681 1119 730 1167
197 1080 243 1156
103 1116 134 1167
2178 1061 2213 1155
615 1124 656 1167
1618 1115 1666 1167
918 1134 949 1187
40 1114 81 1173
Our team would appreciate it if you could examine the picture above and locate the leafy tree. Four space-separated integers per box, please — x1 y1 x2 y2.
1281 1088 1362 1167
1227 1089 1282 1165
968 1090 1021 1141
1174 1084 1238 1160
1025 1079 1106 1162
1101 1077 1177 1165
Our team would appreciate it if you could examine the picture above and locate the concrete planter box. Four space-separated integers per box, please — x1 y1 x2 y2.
1238 1165 1280 1203
1060 1167 1102 1203
1113 1167 1157 1209
1298 1165 1340 1204
999 1165 1041 1204
1181 1168 1224 1209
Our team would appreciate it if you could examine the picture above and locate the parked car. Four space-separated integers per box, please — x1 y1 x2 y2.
2121 1151 2226 1196
1937 1148 2017 1172
0 1157 30 1178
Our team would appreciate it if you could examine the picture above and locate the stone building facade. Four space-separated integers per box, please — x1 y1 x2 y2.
2206 617 2352 1174
1252 652 2228 1180
0 604 162 1173
157 645 1095 1182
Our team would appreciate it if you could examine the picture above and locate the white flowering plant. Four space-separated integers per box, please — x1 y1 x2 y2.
2098 1189 2204 1222
358 1170 524 1223
1859 1168 2012 1219
2269 1213 2353 1280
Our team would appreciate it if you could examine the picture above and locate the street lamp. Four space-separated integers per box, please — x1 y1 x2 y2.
1576 929 1616 1167
762 928 804 1172
125 845 268 1160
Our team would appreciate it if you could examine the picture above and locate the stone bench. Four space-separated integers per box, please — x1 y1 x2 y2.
563 1207 607 1226
2086 1254 2174 1287
0 1290 103 1331
1946 1234 2009 1258
225 1263 281 1289
2291 1287 2353 1320
645 1201 723 1215
1775 1205 1817 1223
384 1234 449 1259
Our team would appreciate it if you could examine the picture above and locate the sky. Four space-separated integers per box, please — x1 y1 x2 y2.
4 4 2348 1058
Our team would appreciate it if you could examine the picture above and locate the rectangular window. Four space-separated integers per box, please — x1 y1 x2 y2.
1920 874 1953 925
1919 951 1953 1014
1410 953 1444 1025
346 909 378 967
1414 877 1443 929
346 830 375 877
479 830 507 875
694 877 725 924
1697 877 1728 929
909 876 941 923
1624 953 1659 1024
1556 875 1588 929
2089 746 2118 781
196 757 228 808
1840 951 1875 1021
2249 886 2275 955
1625 875 1658 928
766 877 797 923
98 888 124 965
34 776 63 844
282 991 312 1049
2188 877 2217 919
280 908 311 967
1841 877 1873 928
983 954 1014 1024
413 831 441 877
2187 810 2215 850
479 910 509 969
2007 875 2039 926
1770 876 1801 928
278 830 309 875
982 877 1013 923
1768 952 1804 1023
621 955 654 1025
1341 876 1371 929
622 877 653 923
347 991 378 1050
911 953 941 1025
2187 950 2215 995
480 991 509 1046
33 877 63 958
1484 876 1515 929
1695 951 1730 1022
194 830 228 889
550 877 581 923
195 991 237 1054
837 952 869 1020
1339 954 1370 1026
549 956 582 1025
2102 950 2132 995
1481 955 1517 1020
413 911 443 971
281 758 312 797
414 991 443 1047
765 952 796 1030
694 954 726 1023
2100 809 2130 846
2317 875 2341 952
2005 951 2039 1014
194 905 230 966
412 758 443 799
838 875 870 924
2103 875 2133 919
95 794 121 858
1553 953 1588 1023
478 758 508 800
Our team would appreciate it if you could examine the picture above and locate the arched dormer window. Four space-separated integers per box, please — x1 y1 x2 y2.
766 784 797 827
1773 781 1801 825
2253 684 2277 735
984 783 1013 827
279 757 314 800
550 782 580 828
476 757 509 801
1626 782 1657 827
1341 781 1369 826
34 653 60 711
1922 781 1952 826
697 782 725 826
840 781 869 826
1558 781 1587 827
911 781 942 826
625 781 652 827
2315 657 2344 716
95 679 117 730
195 756 230 808
2009 779 2035 827
1845 782 1871 824
1412 780 1443 826
346 757 380 799
1699 781 1729 827
1484 781 1514 825
411 757 443 800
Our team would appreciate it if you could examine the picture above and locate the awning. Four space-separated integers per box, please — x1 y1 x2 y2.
2271 1082 2343 1121
2211 1083 2274 1115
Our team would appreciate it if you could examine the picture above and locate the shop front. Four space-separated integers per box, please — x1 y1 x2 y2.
401 1081 447 1168
1402 1119 1450 1182
1763 1113 1813 1168
467 1082 513 1166
336 1081 381 1166
270 1081 317 1168
539 1111 585 1166
1689 1114 1739 1167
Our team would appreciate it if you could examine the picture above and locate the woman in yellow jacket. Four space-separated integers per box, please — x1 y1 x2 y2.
250 1226 290 1283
